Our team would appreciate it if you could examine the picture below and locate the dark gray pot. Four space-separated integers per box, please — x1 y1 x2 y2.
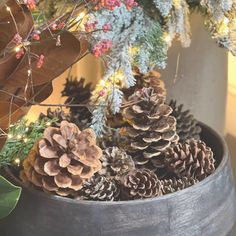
0 123 235 236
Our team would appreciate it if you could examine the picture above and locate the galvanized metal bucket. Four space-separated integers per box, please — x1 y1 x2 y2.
0 123 235 236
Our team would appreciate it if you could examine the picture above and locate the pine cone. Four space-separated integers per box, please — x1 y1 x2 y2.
99 147 135 178
77 175 120 201
123 87 179 168
169 100 202 142
121 169 162 200
165 139 215 181
98 127 128 149
123 69 166 99
161 177 199 195
39 108 71 127
62 77 92 128
21 121 102 197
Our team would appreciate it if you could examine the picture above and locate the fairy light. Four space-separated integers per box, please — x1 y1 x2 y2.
17 134 22 140
27 69 32 76
219 17 230 35
8 134 13 139
223 17 230 25
100 80 106 87
15 45 22 52
110 70 124 84
6 6 11 12
164 34 172 44
23 138 28 143
14 158 20 166
46 122 51 127
129 46 139 56
79 11 86 18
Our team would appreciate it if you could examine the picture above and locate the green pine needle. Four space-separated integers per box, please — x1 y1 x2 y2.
0 117 57 167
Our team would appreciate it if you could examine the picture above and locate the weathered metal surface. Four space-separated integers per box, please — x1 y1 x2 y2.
0 123 235 236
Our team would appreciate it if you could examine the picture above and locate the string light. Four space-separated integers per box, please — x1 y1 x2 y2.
8 134 13 139
15 45 22 52
109 70 124 84
6 6 10 12
164 34 172 44
27 69 32 76
14 158 20 166
17 134 22 140
100 80 106 87
219 18 230 35
23 138 28 143
46 122 51 126
129 46 139 56
79 11 86 18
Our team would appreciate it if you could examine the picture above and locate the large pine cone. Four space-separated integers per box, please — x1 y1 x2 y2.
21 121 102 197
61 77 92 128
165 139 215 181
169 100 202 143
39 108 71 127
99 147 135 178
122 87 179 168
77 175 120 201
161 177 199 195
121 169 162 200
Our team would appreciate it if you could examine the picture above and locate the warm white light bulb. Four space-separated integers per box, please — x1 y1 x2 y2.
100 80 106 87
14 158 20 166
46 122 51 126
79 11 86 18
6 6 11 12
164 35 171 44
15 46 21 53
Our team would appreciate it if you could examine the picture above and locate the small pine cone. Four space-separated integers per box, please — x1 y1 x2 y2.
165 139 216 181
123 87 179 168
99 147 135 178
22 121 102 197
169 100 202 142
121 169 162 200
123 69 166 99
61 77 92 128
77 175 120 201
161 177 199 195
39 108 71 127
98 128 128 150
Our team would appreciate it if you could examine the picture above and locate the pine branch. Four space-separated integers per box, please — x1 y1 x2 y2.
0 117 57 167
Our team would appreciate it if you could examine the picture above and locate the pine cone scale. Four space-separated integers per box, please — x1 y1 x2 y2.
44 159 61 176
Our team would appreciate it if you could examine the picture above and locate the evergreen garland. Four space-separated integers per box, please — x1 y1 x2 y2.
0 118 56 167
134 21 167 73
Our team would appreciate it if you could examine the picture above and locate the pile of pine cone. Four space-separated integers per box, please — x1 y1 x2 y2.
21 71 216 201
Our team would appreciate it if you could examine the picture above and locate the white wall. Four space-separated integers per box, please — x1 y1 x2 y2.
227 54 236 136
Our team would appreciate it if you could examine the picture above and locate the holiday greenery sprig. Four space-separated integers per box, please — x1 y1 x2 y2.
0 117 57 167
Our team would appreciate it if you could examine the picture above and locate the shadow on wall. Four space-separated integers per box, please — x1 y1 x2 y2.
26 54 103 121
